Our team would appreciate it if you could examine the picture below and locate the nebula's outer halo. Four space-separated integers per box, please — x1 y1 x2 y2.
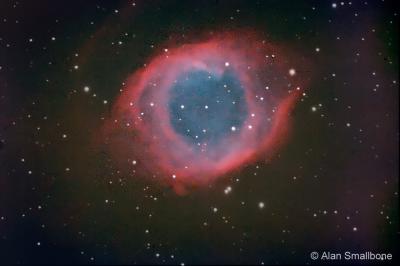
103 32 307 193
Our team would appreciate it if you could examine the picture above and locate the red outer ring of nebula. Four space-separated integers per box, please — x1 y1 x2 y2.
103 31 307 193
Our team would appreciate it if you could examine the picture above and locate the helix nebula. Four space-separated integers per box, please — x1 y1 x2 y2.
0 1 398 264
104 32 307 193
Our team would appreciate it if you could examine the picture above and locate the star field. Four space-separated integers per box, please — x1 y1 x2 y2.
0 0 398 264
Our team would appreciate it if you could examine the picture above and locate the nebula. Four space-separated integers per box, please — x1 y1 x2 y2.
103 32 307 193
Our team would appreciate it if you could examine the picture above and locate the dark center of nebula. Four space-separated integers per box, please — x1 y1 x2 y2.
169 69 248 148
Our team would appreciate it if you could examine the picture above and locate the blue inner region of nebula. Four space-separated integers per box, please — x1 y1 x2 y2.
169 69 248 147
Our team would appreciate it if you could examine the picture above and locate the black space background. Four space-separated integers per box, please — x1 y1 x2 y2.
0 0 398 264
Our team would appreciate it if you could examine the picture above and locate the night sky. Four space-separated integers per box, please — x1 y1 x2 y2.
0 0 398 265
